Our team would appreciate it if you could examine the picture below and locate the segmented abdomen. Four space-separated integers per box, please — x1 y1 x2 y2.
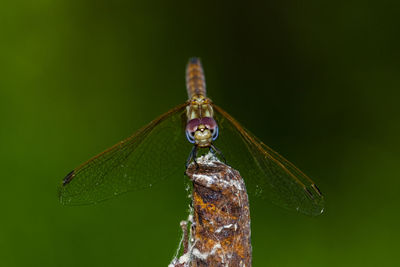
186 57 206 99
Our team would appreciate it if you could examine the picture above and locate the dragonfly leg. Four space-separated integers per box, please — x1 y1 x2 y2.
186 145 199 169
210 144 227 164
209 146 216 156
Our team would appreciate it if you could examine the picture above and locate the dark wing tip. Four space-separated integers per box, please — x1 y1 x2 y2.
311 184 323 197
304 184 324 200
304 187 315 200
303 184 325 216
62 170 75 186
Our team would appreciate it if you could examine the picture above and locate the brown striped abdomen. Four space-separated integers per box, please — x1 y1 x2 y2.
186 57 206 99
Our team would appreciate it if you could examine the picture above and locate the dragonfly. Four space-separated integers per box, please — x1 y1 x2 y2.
59 58 324 216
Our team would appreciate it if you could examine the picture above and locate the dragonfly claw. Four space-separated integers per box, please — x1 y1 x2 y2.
185 145 199 170
210 144 227 165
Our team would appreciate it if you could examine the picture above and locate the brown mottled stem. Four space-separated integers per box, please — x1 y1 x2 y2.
186 155 252 267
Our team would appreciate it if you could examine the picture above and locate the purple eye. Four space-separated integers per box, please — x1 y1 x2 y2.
200 117 217 129
186 119 200 143
185 117 219 144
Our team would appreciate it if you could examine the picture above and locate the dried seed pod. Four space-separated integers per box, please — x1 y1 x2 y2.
186 155 252 267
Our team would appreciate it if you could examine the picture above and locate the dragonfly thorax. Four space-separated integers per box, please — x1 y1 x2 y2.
186 95 213 120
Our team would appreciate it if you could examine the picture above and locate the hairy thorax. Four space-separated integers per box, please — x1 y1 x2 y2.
186 95 214 121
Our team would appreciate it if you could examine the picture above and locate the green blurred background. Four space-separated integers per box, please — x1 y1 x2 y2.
1 0 399 266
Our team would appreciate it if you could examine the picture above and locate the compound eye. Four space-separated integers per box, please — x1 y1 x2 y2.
186 130 196 144
186 118 201 144
211 126 219 141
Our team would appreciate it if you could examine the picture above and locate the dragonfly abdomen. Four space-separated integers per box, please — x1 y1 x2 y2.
186 57 206 99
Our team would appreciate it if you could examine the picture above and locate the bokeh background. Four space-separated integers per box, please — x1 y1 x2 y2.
1 0 399 266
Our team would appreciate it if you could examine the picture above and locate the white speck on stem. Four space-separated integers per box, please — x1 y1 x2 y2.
215 223 236 234
192 173 243 191
192 243 222 261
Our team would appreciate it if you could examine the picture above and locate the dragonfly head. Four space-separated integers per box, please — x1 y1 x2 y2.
186 117 219 147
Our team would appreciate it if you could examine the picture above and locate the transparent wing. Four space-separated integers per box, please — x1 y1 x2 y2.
59 103 190 205
213 105 324 216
